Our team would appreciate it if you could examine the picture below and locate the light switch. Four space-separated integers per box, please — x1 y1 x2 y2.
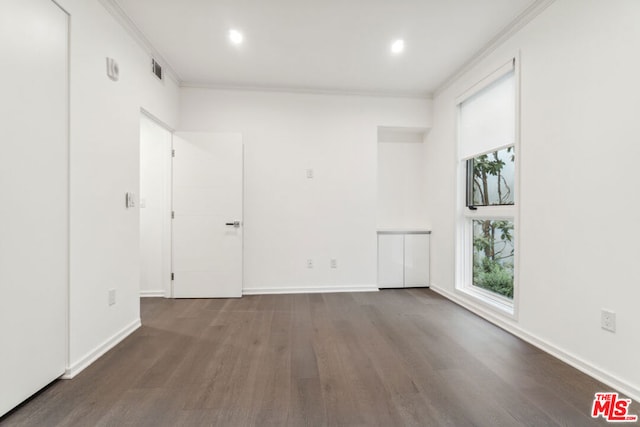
125 192 136 208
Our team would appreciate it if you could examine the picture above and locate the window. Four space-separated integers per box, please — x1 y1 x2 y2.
467 147 515 207
457 59 518 313
472 218 514 298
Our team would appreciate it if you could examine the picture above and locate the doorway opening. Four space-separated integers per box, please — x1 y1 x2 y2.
139 115 245 299
139 111 173 298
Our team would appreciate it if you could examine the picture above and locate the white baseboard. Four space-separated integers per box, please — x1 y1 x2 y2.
430 284 640 402
62 318 141 379
243 285 379 295
140 290 165 298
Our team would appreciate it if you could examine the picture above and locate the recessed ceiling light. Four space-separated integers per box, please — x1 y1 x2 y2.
391 39 405 54
228 29 244 45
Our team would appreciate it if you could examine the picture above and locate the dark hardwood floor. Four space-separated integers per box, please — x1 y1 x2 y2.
2 289 636 426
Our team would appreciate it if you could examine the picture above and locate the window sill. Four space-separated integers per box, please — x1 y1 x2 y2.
457 286 515 318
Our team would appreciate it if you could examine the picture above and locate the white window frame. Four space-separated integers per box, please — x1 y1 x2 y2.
455 55 521 318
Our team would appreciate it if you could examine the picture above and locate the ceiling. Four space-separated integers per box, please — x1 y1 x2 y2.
113 0 538 97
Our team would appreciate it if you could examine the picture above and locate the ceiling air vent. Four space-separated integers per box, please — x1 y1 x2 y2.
151 58 163 80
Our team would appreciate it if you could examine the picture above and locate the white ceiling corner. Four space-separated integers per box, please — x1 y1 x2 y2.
433 0 557 96
99 0 182 84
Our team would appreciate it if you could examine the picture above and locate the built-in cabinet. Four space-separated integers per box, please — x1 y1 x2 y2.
376 127 430 289
377 231 430 288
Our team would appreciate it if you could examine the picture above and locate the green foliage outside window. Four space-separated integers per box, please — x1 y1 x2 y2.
473 219 514 298
470 147 515 299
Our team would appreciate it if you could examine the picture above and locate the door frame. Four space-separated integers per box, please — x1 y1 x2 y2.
139 109 174 298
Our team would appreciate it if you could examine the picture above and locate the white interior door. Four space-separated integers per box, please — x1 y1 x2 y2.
0 0 68 416
172 132 243 298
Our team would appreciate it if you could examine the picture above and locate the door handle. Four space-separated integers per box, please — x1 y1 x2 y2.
225 221 241 228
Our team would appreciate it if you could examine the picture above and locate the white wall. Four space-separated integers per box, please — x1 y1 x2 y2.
54 0 179 375
425 0 640 399
377 141 428 229
140 114 172 297
179 89 431 293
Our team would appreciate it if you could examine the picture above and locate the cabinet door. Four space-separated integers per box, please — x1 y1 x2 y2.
0 0 68 416
404 234 430 287
377 234 404 288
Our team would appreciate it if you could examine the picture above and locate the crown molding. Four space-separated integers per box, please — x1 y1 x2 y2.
98 0 181 85
433 0 556 97
180 81 433 100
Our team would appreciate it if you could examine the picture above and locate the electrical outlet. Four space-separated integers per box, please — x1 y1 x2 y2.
330 259 337 269
307 259 313 269
108 289 116 306
601 309 616 332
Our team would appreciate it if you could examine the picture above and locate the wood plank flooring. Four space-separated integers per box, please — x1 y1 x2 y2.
2 289 636 426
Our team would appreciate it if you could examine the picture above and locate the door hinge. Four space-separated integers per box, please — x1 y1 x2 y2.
171 149 175 157
171 273 174 281
171 211 175 219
